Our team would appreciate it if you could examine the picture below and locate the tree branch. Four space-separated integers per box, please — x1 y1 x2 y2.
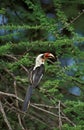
0 101 13 130
33 103 58 109
4 54 29 74
0 91 76 127
58 101 62 130
0 91 23 102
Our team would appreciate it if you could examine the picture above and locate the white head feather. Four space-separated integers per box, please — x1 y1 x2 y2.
34 54 44 69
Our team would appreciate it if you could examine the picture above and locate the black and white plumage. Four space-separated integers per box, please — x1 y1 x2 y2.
22 53 54 112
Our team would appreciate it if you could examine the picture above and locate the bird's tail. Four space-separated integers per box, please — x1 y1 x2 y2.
22 85 33 112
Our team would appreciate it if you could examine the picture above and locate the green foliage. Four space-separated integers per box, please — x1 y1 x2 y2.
62 124 84 130
0 0 84 130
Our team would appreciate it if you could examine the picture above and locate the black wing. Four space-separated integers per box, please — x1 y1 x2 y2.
22 65 45 111
30 64 45 87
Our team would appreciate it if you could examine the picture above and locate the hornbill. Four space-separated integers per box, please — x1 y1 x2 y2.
22 52 54 111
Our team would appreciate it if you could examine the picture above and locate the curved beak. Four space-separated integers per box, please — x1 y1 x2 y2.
48 53 55 59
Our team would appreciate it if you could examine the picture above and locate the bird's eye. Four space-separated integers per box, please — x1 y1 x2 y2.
41 55 45 59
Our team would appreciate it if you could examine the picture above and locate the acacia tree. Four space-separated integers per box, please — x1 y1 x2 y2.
0 0 84 130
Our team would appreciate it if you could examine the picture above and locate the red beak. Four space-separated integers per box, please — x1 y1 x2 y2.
44 53 55 59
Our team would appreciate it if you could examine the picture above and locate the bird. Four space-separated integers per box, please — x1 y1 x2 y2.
22 52 55 112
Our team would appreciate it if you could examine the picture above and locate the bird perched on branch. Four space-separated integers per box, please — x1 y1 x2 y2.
22 52 55 112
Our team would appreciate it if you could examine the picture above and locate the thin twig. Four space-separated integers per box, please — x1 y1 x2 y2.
18 115 25 130
0 101 13 130
4 54 29 74
33 103 58 109
61 111 76 127
70 10 84 24
14 80 25 130
58 101 62 130
30 104 59 118
58 10 84 32
0 91 23 102
29 114 51 129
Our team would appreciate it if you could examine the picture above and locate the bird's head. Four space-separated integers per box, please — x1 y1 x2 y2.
35 53 55 67
43 52 55 59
